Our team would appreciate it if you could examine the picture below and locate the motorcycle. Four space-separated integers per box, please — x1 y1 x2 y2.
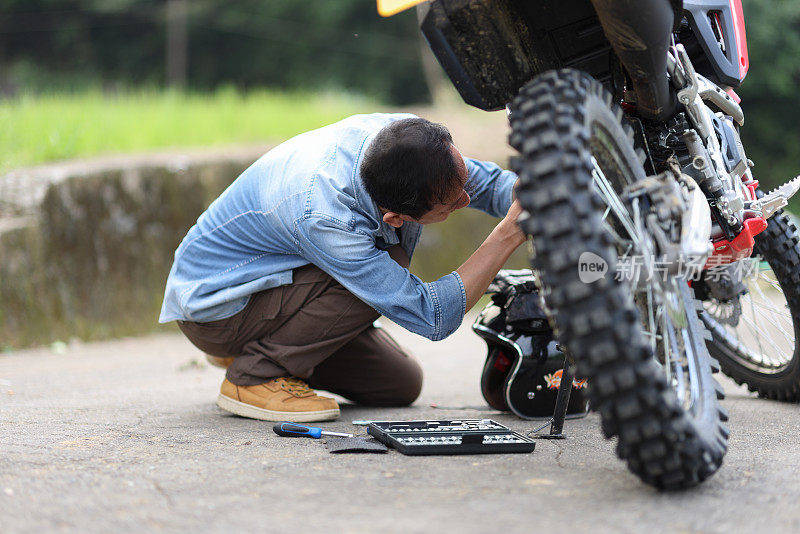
379 0 800 489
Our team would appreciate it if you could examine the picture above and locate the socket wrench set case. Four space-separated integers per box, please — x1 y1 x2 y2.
367 419 535 455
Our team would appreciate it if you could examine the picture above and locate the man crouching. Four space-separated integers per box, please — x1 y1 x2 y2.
159 113 525 422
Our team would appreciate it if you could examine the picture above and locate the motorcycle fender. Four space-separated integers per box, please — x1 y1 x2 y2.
681 174 713 260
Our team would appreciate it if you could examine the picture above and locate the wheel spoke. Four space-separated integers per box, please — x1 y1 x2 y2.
681 326 701 413
600 219 633 249
747 298 793 326
741 292 771 364
743 292 787 366
647 284 657 356
591 157 640 246
747 274 795 354
749 275 793 320
744 293 794 360
661 303 673 388
747 297 792 320
759 273 785 295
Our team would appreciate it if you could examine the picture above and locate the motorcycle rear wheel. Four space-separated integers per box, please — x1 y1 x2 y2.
510 68 729 490
700 209 800 401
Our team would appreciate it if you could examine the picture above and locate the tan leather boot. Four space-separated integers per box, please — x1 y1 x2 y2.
205 354 235 369
216 377 340 422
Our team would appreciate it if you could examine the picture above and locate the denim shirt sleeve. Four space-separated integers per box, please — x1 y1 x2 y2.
464 157 518 218
297 216 466 341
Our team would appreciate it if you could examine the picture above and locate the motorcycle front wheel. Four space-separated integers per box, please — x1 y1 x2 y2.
510 68 729 490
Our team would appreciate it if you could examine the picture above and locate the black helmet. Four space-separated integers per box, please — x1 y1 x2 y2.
473 270 589 420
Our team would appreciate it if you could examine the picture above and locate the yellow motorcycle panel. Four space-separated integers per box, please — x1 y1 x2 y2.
377 0 426 17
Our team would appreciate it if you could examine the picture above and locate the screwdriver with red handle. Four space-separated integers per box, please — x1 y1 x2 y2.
272 421 353 439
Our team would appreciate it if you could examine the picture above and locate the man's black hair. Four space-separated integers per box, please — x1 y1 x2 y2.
360 118 462 219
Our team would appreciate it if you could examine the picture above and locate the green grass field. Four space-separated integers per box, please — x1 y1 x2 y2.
0 88 379 174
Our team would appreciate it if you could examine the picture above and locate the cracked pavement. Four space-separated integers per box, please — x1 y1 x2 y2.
2 315 800 533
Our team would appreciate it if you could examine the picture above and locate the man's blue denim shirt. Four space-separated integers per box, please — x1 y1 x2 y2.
159 113 517 341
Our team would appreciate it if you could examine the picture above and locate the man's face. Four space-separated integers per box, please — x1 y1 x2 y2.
414 144 471 225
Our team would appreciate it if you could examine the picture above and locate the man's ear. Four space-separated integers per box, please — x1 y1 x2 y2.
382 211 408 228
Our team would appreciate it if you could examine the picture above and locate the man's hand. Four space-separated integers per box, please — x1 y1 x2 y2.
497 199 526 246
456 199 527 312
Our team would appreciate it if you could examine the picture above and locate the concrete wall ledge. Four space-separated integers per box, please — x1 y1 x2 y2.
1 145 269 349
0 144 269 218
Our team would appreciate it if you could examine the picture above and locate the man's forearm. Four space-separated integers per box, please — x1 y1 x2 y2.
456 220 526 312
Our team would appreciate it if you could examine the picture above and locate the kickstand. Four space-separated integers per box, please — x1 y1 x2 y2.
534 350 576 440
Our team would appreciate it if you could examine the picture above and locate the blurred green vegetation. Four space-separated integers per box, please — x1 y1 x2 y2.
2 0 798 194
0 0 427 104
732 0 800 209
0 88 377 173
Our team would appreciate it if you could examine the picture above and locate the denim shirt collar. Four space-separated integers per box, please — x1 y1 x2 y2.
358 181 415 252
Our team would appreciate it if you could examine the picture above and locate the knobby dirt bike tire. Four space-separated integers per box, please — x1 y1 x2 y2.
703 209 800 401
510 68 729 490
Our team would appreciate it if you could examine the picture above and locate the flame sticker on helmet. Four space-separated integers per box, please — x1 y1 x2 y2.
543 369 588 390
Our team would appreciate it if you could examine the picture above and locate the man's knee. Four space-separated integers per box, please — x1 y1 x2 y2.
356 356 423 407
390 358 423 406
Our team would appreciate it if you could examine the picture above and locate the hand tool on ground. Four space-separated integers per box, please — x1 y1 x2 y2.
272 422 353 439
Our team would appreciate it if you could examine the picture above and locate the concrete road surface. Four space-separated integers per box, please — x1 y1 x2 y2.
1 316 799 533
